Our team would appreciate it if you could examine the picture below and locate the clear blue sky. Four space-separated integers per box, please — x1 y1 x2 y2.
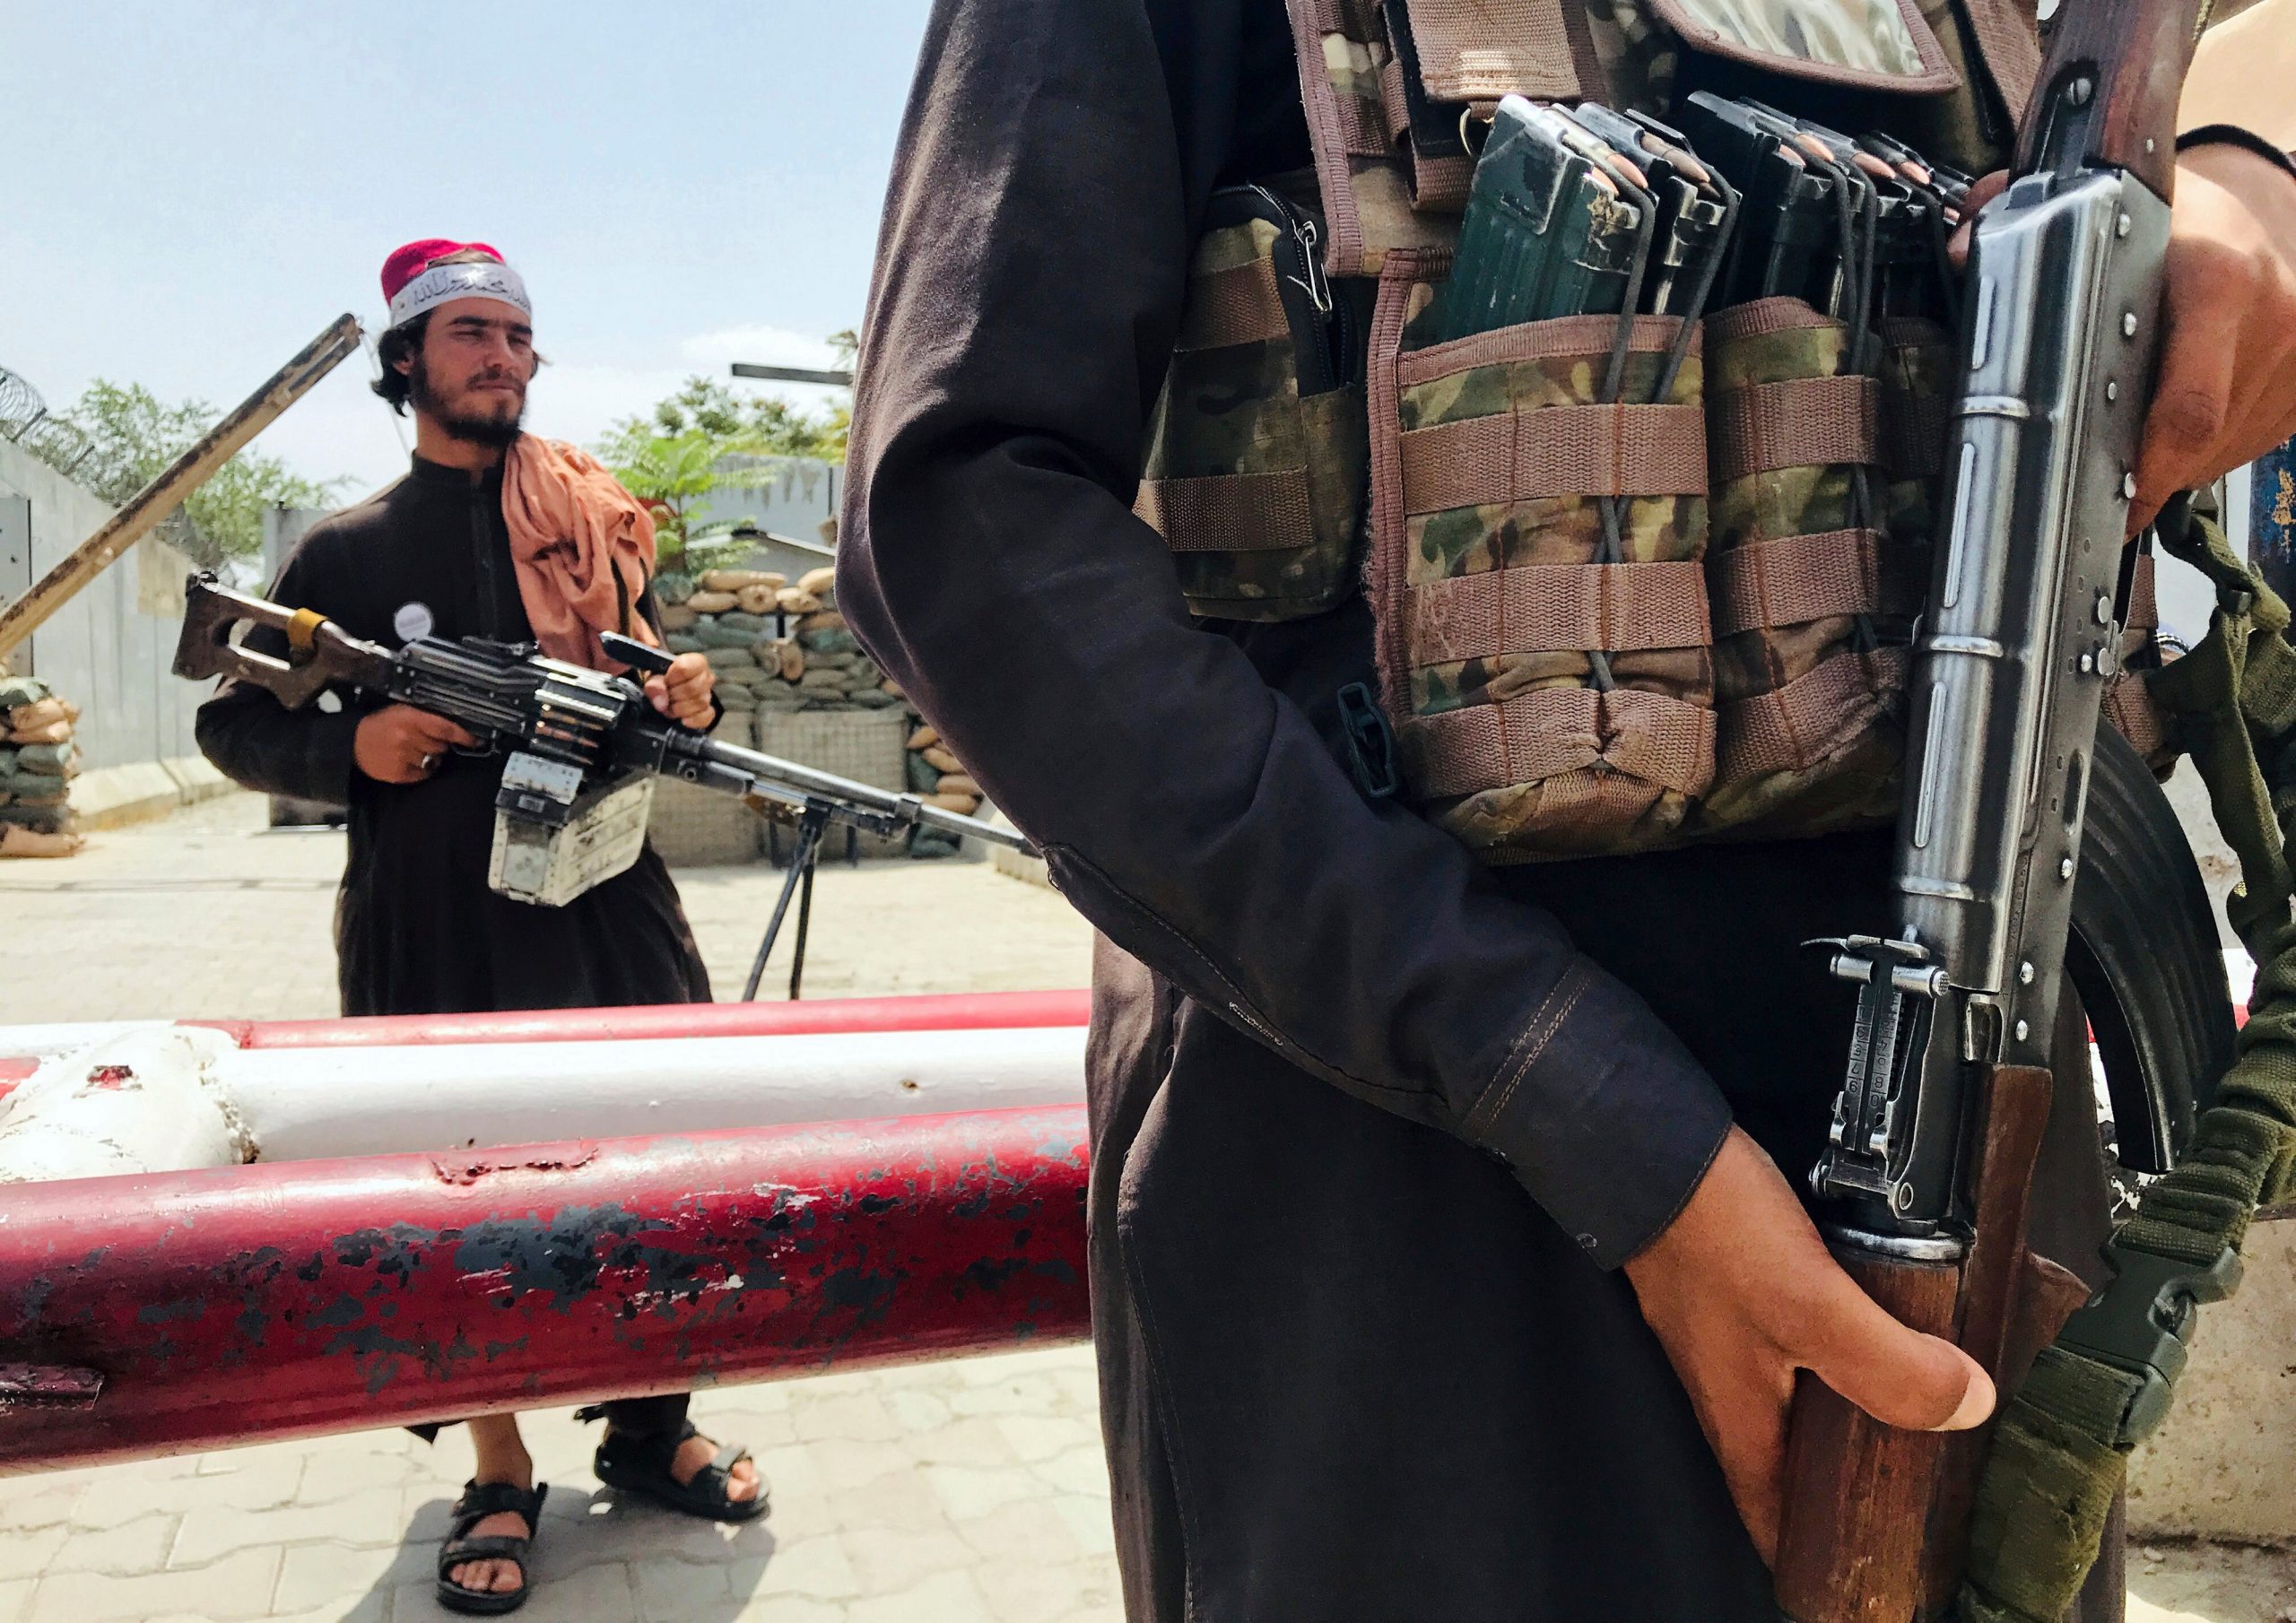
2 1 933 499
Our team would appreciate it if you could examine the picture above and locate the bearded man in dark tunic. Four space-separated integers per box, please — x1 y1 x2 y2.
197 240 765 1614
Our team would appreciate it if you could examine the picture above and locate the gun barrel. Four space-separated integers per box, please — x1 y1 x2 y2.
694 736 1031 853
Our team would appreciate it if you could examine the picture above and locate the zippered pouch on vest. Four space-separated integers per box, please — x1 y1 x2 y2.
1135 184 1370 621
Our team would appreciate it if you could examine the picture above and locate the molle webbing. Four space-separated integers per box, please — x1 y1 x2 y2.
1369 254 1719 857
1138 471 1318 554
1693 296 1913 835
1708 528 1920 638
1397 403 1708 506
1135 204 1369 619
1175 257 1294 352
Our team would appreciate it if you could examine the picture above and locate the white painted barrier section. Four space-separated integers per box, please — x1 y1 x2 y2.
229 1024 1090 1162
0 1028 255 1183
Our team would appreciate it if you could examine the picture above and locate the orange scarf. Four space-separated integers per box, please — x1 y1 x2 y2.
500 435 662 671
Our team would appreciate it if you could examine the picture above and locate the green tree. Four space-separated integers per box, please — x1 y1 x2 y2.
596 348 854 569
30 380 348 564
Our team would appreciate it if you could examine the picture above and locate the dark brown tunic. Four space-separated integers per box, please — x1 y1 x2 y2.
195 454 712 1017
839 2 2119 1619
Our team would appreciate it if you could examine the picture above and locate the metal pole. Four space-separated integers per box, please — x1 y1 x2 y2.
0 314 362 662
744 804 829 1000
0 1107 1090 1473
789 840 820 1000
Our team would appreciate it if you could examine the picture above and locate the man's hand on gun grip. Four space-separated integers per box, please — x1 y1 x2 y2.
1621 1128 1995 1567
1952 143 2296 536
352 703 477 785
646 652 717 732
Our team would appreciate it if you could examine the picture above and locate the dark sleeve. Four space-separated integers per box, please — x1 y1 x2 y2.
836 0 1732 1265
193 542 364 804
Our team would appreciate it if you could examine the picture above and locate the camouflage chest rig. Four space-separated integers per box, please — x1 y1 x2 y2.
1138 0 2083 861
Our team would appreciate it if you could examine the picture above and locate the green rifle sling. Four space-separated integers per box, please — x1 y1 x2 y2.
1959 507 2296 1621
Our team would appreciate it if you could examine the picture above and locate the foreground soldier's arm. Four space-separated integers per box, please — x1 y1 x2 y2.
841 0 1738 1274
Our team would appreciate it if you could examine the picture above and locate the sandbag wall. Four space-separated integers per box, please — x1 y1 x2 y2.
655 565 983 860
0 678 83 858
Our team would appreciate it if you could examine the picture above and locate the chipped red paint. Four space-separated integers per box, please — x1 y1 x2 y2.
83 1065 133 1089
191 989 1092 1050
0 1106 1089 1473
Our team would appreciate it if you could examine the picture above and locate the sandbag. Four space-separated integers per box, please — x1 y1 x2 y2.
0 824 82 858
6 698 74 733
776 588 823 615
701 568 785 594
13 743 77 777
796 566 837 599
685 590 740 614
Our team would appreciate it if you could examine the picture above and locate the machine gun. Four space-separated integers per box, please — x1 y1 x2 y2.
174 574 1031 998
1772 0 2232 1616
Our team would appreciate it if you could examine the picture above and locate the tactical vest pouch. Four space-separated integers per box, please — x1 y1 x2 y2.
1368 252 1718 858
1693 296 1927 837
1136 185 1370 621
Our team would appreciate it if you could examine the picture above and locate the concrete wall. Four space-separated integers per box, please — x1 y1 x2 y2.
0 439 206 775
2129 1217 2296 1543
692 454 839 543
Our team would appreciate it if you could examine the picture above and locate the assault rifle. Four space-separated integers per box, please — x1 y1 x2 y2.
1776 0 2222 1615
174 574 1031 996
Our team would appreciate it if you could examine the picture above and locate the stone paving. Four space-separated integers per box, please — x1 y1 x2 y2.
0 793 2292 1619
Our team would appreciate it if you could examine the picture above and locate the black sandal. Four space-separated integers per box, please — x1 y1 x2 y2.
585 1414 769 1523
436 1479 547 1616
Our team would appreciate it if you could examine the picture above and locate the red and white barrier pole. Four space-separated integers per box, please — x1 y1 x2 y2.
0 992 1091 1177
0 1106 1091 1473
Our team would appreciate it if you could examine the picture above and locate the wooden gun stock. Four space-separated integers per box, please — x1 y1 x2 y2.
1774 1066 2065 1622
2013 0 2211 196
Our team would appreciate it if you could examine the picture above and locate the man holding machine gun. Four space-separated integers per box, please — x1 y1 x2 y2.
838 1 2296 1619
195 240 762 1614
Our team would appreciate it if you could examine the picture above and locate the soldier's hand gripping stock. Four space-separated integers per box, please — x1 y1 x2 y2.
1636 107 2296 1585
1625 1127 1993 1566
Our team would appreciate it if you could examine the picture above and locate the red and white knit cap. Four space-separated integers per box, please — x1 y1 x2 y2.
381 239 531 331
